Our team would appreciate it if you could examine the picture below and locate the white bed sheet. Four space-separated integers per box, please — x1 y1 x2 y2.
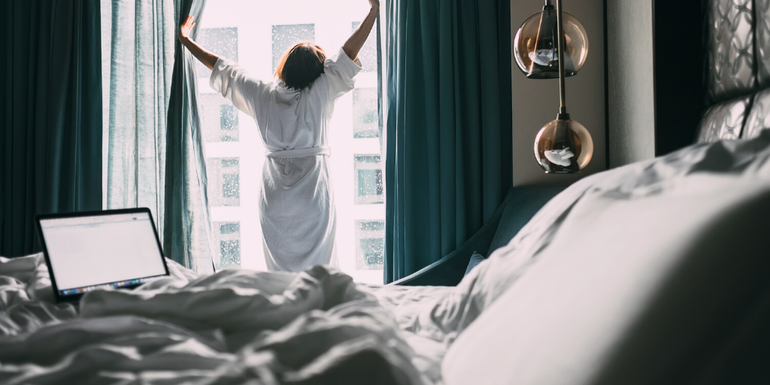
0 255 452 385
361 284 456 384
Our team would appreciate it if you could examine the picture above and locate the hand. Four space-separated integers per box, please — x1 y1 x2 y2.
179 15 195 44
369 0 379 10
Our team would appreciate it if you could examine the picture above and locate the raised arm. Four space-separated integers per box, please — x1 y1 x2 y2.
342 0 380 61
178 16 219 70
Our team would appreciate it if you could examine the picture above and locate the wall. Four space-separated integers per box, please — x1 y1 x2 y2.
511 0 607 187
606 0 656 167
604 0 704 167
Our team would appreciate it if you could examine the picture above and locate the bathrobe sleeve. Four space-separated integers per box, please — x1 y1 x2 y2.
209 57 270 120
321 48 363 101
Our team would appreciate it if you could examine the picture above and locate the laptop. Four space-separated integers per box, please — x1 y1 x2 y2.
36 208 170 303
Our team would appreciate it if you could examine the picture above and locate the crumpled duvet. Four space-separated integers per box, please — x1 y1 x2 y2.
0 256 424 385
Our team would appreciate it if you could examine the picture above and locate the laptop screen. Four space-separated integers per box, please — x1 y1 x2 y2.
39 211 168 297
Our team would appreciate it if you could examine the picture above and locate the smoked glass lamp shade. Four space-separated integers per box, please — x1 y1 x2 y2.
513 6 589 79
534 117 593 173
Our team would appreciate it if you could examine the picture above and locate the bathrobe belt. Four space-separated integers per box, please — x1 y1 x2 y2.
266 146 331 158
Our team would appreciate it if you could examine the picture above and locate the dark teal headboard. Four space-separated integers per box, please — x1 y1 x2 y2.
391 186 563 286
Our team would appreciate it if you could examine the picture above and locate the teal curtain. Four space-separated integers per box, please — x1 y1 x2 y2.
102 0 213 272
102 0 174 242
0 0 102 257
163 0 214 273
384 0 513 282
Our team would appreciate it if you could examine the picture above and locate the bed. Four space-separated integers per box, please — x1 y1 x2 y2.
3 131 769 385
3 0 770 384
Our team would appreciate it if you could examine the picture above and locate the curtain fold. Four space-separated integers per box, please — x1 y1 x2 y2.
163 0 214 273
1 0 103 257
384 0 513 282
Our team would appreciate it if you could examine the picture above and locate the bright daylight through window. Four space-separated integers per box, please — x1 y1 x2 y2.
195 1 384 283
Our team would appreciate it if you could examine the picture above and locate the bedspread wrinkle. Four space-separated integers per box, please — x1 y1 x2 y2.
0 256 424 385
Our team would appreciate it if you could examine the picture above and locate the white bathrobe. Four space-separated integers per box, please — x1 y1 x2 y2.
210 49 362 272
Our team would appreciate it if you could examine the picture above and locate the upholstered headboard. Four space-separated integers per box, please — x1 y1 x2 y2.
696 0 770 142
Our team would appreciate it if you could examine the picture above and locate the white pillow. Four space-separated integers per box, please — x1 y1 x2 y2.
442 138 770 385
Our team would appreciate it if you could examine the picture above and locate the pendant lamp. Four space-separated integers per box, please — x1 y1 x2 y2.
513 0 589 79
525 0 593 173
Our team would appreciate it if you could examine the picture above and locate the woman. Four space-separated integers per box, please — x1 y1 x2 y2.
179 1 379 272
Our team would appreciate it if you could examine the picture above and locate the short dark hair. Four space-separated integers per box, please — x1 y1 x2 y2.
275 42 327 90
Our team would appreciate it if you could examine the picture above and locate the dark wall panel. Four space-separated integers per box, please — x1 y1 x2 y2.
653 0 706 156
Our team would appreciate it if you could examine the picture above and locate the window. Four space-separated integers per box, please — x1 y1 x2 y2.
220 240 241 267
355 220 384 269
222 173 239 198
200 94 240 142
214 221 241 269
220 104 239 142
195 27 238 78
220 222 240 234
353 88 378 138
196 3 384 282
354 155 383 204
207 157 240 206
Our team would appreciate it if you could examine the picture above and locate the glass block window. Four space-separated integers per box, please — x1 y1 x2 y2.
355 220 384 269
214 221 241 269
352 21 376 73
353 88 378 138
272 24 315 74
354 155 383 204
207 157 240 206
196 27 238 78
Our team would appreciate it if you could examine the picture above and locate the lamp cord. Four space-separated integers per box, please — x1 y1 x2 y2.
556 0 568 117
